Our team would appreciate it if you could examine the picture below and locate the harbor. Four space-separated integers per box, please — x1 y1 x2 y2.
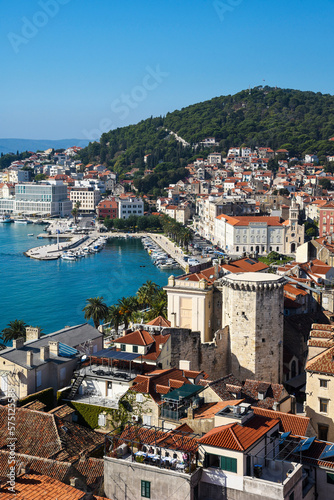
0 224 182 334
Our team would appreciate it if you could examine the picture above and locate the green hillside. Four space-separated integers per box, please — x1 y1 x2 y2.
78 86 334 194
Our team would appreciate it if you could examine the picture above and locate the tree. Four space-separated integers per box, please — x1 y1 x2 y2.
137 280 159 308
1 320 27 343
35 173 47 181
71 207 78 224
145 289 167 322
319 178 331 190
117 296 138 329
83 297 108 329
106 305 122 336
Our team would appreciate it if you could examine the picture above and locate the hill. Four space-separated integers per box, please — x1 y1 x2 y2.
0 138 89 155
78 86 334 194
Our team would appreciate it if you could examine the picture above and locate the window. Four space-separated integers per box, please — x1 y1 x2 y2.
320 398 329 413
289 493 294 500
121 344 126 352
327 472 334 485
36 370 42 387
141 480 150 498
132 345 138 353
320 379 328 388
220 455 237 473
318 424 328 441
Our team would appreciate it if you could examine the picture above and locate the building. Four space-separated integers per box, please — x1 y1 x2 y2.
118 196 144 219
0 324 103 399
97 197 118 219
305 324 334 442
69 187 101 213
221 273 285 384
0 181 72 216
104 404 309 500
319 201 334 236
283 197 305 253
215 214 285 255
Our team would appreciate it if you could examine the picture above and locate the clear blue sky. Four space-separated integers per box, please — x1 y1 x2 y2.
1 0 334 140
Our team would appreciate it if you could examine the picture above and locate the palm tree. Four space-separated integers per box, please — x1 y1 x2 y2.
83 297 108 329
1 319 27 343
117 296 139 329
144 289 167 322
71 207 78 224
137 280 159 308
106 305 122 336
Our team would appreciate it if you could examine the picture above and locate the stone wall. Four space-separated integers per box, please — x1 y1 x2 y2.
164 326 230 380
104 456 201 500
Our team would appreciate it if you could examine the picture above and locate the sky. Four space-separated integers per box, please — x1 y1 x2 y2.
1 0 334 140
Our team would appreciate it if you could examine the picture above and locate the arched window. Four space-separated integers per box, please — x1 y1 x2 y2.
291 360 296 379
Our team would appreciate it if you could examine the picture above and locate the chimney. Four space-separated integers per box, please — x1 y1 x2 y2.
25 327 41 342
13 337 24 349
40 345 49 361
213 259 219 279
69 477 80 488
48 341 59 356
26 351 33 366
187 406 194 420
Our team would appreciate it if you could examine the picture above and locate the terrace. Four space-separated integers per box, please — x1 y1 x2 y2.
105 422 201 475
160 384 204 421
66 349 146 408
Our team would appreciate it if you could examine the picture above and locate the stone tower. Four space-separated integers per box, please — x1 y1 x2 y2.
221 272 285 384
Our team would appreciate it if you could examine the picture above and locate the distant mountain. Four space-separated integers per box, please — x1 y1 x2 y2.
0 138 89 155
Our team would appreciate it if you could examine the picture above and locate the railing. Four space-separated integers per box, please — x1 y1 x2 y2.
160 407 188 421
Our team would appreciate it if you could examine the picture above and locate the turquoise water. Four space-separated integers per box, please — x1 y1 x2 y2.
0 224 179 334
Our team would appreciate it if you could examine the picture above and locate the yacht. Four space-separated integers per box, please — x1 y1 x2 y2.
0 215 12 223
61 251 77 261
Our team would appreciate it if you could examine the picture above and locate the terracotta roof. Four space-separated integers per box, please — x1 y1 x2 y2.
0 473 85 499
22 400 46 411
75 457 104 489
306 346 334 374
253 408 310 436
117 329 154 346
48 405 76 418
146 316 171 327
0 407 104 463
132 368 193 403
188 401 243 420
198 415 279 451
222 257 269 274
216 214 283 227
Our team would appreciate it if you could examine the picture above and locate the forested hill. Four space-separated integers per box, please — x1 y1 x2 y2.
78 86 334 194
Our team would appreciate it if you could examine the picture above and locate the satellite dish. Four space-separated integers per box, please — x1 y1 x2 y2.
81 355 87 361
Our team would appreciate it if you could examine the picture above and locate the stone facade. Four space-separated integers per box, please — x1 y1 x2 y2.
221 273 285 384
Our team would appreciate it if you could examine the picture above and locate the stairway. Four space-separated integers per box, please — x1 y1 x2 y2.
68 374 85 400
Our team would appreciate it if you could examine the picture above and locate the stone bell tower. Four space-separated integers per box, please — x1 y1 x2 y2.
221 272 285 384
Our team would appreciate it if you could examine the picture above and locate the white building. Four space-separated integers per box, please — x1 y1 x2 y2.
0 181 72 216
69 187 101 213
118 196 144 219
215 214 285 255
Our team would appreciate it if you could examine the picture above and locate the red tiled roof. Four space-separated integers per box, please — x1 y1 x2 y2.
253 408 310 436
306 346 334 374
146 316 171 327
198 415 278 450
0 474 85 499
216 214 283 226
117 329 154 346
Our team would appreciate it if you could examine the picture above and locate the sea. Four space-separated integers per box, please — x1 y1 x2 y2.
0 223 181 335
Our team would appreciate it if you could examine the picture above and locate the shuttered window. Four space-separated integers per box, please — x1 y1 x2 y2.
141 480 150 498
220 455 237 473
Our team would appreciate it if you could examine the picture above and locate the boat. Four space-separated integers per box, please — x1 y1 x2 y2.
27 233 34 236
61 251 77 261
14 219 32 224
0 215 13 223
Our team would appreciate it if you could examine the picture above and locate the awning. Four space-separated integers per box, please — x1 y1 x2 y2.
162 384 204 402
93 349 141 361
